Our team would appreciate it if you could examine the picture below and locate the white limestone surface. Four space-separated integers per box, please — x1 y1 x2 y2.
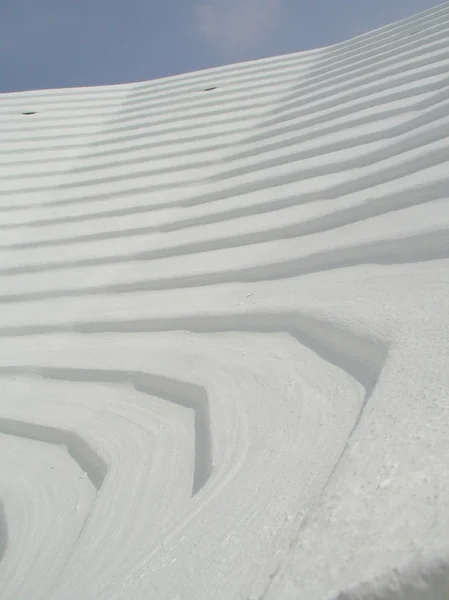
1 3 449 599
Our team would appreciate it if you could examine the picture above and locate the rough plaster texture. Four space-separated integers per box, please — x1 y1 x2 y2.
1 3 449 598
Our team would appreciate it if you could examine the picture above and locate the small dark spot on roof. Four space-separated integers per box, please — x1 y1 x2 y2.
22 112 36 115
204 87 217 92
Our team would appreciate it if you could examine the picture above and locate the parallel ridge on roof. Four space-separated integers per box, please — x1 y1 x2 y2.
0 3 449 600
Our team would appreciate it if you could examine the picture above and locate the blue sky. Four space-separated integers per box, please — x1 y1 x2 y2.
0 0 445 93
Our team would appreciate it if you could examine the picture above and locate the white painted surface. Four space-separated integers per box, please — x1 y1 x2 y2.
1 3 449 599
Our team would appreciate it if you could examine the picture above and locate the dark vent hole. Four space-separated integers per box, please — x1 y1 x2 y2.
22 112 36 115
204 87 217 92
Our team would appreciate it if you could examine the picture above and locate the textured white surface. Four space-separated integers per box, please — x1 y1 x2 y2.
1 3 449 599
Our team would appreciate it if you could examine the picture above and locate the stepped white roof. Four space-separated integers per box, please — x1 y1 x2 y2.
1 3 449 598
